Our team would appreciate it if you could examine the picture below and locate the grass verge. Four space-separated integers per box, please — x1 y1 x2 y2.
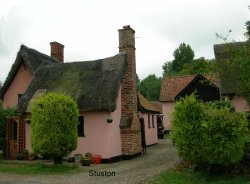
0 160 80 174
141 169 250 184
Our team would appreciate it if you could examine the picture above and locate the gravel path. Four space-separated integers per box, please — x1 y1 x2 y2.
0 139 179 184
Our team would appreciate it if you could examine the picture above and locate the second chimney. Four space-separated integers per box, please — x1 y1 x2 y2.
50 42 64 62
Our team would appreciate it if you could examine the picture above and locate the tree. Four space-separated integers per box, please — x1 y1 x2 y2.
179 57 215 75
162 61 176 76
138 74 161 101
162 43 195 76
245 20 250 41
136 74 141 91
31 93 79 164
172 43 194 72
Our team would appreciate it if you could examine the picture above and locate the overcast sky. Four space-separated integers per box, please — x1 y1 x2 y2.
0 0 249 82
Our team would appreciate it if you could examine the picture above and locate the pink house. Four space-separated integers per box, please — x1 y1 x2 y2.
138 93 160 146
0 26 157 162
159 74 220 131
159 42 250 132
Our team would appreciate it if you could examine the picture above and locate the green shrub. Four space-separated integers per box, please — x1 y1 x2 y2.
172 95 248 170
206 99 235 112
31 93 79 164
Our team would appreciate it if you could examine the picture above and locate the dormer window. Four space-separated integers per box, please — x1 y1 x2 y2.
18 94 22 101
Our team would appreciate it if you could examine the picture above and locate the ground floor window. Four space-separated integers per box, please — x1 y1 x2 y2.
152 115 155 128
78 116 85 137
148 114 151 128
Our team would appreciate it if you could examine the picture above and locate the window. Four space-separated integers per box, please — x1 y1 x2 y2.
152 115 155 128
78 116 84 137
148 114 151 128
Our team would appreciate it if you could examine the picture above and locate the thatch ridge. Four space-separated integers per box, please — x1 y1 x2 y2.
0 45 59 99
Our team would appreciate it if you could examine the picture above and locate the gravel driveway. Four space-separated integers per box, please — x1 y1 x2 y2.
0 139 179 184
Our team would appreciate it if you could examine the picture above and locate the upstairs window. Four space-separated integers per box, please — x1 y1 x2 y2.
78 116 85 137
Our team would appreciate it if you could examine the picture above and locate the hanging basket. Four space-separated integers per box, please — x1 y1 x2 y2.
107 118 113 123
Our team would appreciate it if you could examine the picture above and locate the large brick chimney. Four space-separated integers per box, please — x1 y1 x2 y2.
119 25 142 157
50 42 64 62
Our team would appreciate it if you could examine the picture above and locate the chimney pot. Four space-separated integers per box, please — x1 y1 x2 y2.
50 42 64 62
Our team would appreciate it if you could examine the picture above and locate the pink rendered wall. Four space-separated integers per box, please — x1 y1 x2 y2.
3 63 33 108
24 87 122 159
162 102 174 130
230 96 249 112
71 87 122 159
139 112 158 146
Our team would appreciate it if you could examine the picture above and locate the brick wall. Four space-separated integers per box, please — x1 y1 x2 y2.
119 25 142 156
50 42 64 62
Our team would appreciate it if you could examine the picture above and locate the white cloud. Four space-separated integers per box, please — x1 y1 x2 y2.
0 0 250 82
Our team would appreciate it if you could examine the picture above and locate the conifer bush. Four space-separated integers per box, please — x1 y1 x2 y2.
31 93 79 164
172 95 248 170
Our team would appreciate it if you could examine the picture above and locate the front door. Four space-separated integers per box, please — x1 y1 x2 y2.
140 117 146 152
7 117 25 159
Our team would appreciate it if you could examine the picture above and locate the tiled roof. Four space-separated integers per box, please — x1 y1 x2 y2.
138 93 160 113
160 75 195 102
160 74 219 102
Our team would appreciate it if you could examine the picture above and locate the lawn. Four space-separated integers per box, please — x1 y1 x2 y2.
141 169 250 184
0 160 80 174
142 170 250 184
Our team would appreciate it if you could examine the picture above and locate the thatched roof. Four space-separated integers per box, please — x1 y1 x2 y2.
213 42 247 95
213 42 246 61
17 49 126 112
0 45 59 99
138 93 160 113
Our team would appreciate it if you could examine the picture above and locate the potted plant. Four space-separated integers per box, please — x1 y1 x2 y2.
74 154 82 163
29 153 38 160
85 152 93 163
81 156 91 166
21 149 29 160
0 150 4 160
107 118 113 123
85 152 92 159
17 153 23 160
